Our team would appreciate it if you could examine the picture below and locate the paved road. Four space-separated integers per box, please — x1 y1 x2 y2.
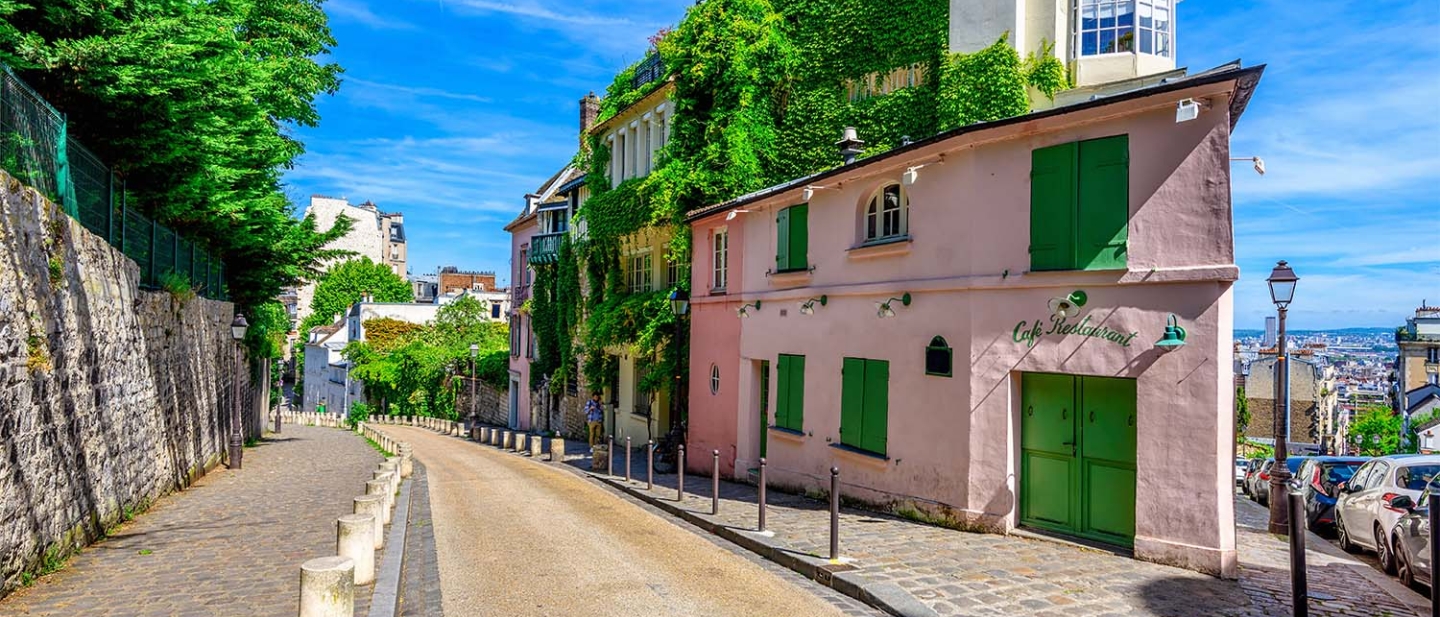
382 426 858 617
0 425 382 617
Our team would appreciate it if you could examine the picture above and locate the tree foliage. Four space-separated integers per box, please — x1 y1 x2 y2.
301 257 413 334
1349 405 1402 456
344 296 510 418
0 0 344 309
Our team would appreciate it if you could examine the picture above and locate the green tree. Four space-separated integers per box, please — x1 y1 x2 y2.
1235 386 1250 444
1349 405 1402 456
301 257 413 334
0 0 344 309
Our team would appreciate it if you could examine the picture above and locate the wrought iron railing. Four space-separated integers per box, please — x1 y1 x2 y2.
631 53 666 90
528 232 565 265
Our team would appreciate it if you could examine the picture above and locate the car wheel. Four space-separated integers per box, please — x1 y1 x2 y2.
1335 511 1358 552
1394 534 1416 589
1376 524 1397 575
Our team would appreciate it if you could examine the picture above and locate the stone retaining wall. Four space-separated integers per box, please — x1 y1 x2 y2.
454 376 508 427
0 173 255 597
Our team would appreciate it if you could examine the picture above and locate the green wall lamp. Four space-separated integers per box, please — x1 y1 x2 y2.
877 293 911 318
799 295 827 315
737 300 762 318
1156 314 1187 350
1048 290 1088 318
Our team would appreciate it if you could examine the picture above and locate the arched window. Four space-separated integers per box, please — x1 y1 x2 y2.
926 336 953 377
710 364 721 394
864 183 908 243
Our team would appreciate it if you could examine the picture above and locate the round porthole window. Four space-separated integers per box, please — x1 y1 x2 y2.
710 364 721 394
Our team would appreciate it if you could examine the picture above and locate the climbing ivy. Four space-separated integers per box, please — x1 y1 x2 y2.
531 0 1075 409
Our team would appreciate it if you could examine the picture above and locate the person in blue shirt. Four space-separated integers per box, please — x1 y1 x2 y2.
584 393 604 447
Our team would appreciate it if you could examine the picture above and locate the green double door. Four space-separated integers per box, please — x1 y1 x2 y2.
1020 373 1137 547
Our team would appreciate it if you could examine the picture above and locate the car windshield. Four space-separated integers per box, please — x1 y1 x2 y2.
1320 462 1362 485
1286 457 1309 473
1394 464 1440 491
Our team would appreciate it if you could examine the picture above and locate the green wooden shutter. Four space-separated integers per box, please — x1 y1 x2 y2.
840 358 866 448
1029 142 1077 271
861 359 889 454
776 208 791 272
774 355 790 429
787 354 806 431
1077 135 1129 271
787 204 808 271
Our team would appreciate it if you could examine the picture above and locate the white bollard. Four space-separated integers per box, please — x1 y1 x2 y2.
354 495 385 549
550 437 565 462
515 433 528 453
502 431 513 450
530 437 543 457
366 479 391 525
336 514 375 586
398 447 413 478
299 556 354 617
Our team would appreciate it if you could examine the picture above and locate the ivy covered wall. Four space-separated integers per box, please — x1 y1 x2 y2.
528 0 1070 418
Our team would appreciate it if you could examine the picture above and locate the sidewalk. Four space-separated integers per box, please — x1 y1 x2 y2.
0 425 384 617
561 442 1427 617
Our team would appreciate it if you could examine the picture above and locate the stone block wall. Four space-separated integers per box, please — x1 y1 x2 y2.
455 377 509 427
0 173 254 597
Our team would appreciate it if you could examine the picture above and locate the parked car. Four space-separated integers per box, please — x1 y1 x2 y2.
1295 456 1368 532
1247 458 1273 501
1241 458 1265 497
1387 477 1438 591
1254 456 1311 506
1235 457 1250 485
1334 454 1440 574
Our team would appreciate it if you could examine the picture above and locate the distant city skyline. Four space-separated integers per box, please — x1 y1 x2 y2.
281 0 1439 331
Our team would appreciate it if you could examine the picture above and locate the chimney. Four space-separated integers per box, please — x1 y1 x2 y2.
580 92 601 144
837 126 865 165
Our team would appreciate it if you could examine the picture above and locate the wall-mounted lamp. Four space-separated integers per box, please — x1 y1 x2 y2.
876 293 911 318
1047 290 1087 318
801 185 836 201
799 295 828 315
725 209 751 221
1175 98 1201 123
737 300 762 318
1156 314 1187 351
1230 156 1266 176
902 167 921 186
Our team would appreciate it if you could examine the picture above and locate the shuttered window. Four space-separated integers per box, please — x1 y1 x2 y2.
776 204 809 272
1029 135 1129 271
840 358 889 455
775 354 806 432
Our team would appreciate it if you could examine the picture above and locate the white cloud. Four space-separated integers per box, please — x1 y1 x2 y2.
327 0 418 30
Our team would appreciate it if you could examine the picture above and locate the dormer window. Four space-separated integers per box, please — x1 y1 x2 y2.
864 183 908 244
1076 0 1171 58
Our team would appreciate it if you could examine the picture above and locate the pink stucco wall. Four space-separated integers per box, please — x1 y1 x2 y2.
687 79 1242 576
688 217 745 476
508 216 538 430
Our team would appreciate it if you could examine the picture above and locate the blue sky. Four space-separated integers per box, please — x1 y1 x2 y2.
283 0 1440 330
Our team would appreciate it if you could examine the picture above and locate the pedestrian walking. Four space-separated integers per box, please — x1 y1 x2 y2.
585 393 604 447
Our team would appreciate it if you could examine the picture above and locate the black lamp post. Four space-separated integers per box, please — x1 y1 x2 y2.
229 313 249 470
668 287 690 446
469 342 479 429
1266 260 1298 535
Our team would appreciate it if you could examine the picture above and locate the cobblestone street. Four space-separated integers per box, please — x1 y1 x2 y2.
0 426 383 617
558 437 1431 617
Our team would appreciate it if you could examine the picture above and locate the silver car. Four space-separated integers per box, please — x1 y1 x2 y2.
1334 454 1440 574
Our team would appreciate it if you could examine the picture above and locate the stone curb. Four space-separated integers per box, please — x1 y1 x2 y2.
366 459 414 617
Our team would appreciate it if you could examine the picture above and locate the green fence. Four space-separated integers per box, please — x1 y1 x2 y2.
0 66 226 299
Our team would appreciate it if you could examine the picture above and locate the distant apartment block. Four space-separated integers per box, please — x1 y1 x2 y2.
1397 302 1440 418
294 196 409 326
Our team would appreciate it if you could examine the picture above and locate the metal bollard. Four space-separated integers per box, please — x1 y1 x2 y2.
829 467 840 561
711 450 721 515
1288 491 1307 617
607 435 614 476
625 437 632 483
758 458 767 532
646 440 655 490
1431 501 1439 617
677 445 686 501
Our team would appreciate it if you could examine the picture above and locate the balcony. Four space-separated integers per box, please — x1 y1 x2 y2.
631 53 666 90
529 232 565 265
512 284 530 304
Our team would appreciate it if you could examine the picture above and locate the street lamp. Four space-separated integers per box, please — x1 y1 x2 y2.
229 313 249 470
469 342 479 429
1266 260 1298 535
668 287 690 448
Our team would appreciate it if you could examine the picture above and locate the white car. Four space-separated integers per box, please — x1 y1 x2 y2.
1234 457 1248 485
1334 454 1440 574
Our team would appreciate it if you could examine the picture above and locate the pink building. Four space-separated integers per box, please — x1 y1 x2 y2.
686 63 1263 577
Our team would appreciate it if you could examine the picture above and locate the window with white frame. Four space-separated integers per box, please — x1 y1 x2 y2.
665 252 680 288
864 183 908 243
1075 0 1171 58
627 253 653 293
712 228 728 290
